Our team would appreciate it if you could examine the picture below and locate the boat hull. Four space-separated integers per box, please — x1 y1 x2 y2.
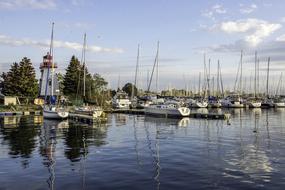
247 102 261 108
145 106 190 118
43 108 69 119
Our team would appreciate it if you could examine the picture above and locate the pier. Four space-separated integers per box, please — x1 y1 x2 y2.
105 109 231 120
68 112 107 124
0 110 42 116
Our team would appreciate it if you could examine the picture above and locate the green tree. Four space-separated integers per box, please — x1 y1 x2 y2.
122 82 137 97
63 55 81 96
1 57 38 98
18 57 38 98
57 73 64 95
1 62 20 95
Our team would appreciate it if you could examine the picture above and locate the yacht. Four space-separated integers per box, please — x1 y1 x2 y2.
144 101 190 118
112 90 131 109
187 98 208 108
221 96 244 108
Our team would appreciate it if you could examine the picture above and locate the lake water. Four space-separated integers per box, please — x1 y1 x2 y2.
1 108 285 190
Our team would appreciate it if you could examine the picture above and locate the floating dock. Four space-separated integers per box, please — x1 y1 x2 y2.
105 109 230 120
68 112 107 124
0 110 42 116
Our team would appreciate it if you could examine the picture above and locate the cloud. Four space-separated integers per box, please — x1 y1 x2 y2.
217 18 281 46
202 4 227 20
212 4 227 14
196 39 285 62
0 0 56 10
239 4 257 14
276 34 285 42
0 34 124 53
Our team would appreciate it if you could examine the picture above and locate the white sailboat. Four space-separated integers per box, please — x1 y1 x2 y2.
261 57 274 108
72 33 104 118
247 52 261 108
43 23 69 119
221 51 244 108
145 101 190 117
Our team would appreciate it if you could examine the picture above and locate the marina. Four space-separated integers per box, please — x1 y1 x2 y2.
0 109 285 189
1 1 285 189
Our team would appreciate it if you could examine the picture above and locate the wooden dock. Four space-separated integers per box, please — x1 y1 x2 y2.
0 110 42 116
106 109 230 120
68 112 107 124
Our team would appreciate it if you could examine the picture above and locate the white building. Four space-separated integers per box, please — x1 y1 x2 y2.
39 52 60 97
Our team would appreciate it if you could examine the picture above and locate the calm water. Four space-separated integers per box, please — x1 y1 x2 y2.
1 109 285 190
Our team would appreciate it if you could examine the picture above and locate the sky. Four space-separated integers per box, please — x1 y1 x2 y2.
0 0 285 93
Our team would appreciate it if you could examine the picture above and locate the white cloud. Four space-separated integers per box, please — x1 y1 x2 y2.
212 4 227 14
218 19 281 46
281 17 285 23
0 34 124 53
276 34 285 42
240 4 257 14
202 4 227 20
0 0 56 10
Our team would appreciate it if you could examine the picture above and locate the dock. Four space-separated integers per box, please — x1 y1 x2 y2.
68 112 107 124
0 110 42 116
105 109 230 120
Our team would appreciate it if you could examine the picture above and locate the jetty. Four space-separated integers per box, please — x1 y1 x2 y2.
105 109 230 120
68 112 107 124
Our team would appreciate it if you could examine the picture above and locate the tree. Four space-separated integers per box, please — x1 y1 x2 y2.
122 82 137 97
18 57 38 98
63 55 81 96
1 62 20 96
1 57 38 98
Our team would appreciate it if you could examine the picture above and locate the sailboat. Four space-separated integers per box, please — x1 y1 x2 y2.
273 72 285 107
261 57 274 108
43 23 69 119
221 51 244 108
208 60 222 108
72 33 104 118
144 41 190 117
247 52 261 108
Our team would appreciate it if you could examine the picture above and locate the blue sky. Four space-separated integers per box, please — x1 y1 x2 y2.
0 0 285 92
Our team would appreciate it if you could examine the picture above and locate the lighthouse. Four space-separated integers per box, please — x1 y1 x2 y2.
39 52 59 98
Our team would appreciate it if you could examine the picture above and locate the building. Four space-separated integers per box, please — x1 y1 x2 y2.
39 52 60 98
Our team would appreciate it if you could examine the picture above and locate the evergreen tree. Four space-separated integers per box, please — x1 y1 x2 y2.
63 55 81 96
1 62 20 95
18 57 38 97
122 82 137 97
1 57 38 98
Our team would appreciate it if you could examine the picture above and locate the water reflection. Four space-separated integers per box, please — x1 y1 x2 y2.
1 111 285 189
224 108 274 185
144 116 190 128
39 120 58 190
0 116 41 162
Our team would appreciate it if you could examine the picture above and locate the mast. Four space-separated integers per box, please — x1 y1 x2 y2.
132 44 140 99
216 60 220 97
240 50 243 95
44 22 54 104
83 33 87 98
266 57 270 98
257 58 260 96
198 72 201 96
147 41 159 93
156 41 159 93
219 61 224 98
254 51 257 98
208 58 211 96
51 23 54 97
